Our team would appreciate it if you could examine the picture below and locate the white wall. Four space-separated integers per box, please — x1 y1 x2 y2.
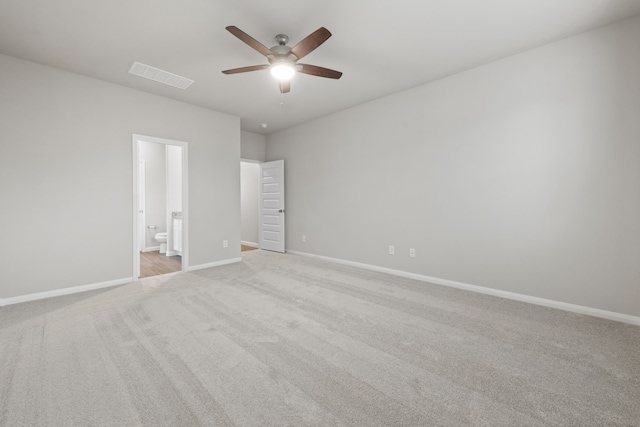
166 144 183 253
241 130 266 161
0 53 240 299
266 16 640 317
139 141 167 249
240 162 260 245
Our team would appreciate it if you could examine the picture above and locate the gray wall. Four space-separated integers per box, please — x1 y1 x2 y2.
241 131 266 161
266 16 640 317
0 53 240 299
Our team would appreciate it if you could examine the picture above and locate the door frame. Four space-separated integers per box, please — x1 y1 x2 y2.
138 160 146 252
132 134 189 279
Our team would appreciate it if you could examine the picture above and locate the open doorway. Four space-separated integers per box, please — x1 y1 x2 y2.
240 159 286 253
241 160 260 253
133 135 188 279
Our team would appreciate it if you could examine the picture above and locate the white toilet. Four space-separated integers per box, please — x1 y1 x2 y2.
154 232 167 254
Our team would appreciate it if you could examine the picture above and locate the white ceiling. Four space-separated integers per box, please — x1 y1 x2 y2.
1 0 639 135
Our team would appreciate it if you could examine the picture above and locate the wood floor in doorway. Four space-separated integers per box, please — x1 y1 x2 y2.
140 251 181 278
241 245 258 252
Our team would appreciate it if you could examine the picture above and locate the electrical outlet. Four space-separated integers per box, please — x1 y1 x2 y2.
409 248 416 258
302 235 306 242
388 245 395 255
223 240 228 248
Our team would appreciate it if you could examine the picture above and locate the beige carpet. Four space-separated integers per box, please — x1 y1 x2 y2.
1 250 639 426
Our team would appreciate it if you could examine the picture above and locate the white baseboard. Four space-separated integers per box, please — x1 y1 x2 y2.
287 250 640 326
165 250 181 257
0 256 241 306
241 241 259 248
0 277 133 307
142 246 160 252
186 257 242 272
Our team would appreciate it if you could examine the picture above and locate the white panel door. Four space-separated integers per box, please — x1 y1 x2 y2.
259 160 285 252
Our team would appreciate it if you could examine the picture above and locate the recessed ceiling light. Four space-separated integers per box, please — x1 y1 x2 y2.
261 123 268 128
128 61 194 90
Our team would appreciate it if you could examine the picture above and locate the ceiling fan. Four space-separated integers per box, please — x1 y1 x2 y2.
222 26 343 94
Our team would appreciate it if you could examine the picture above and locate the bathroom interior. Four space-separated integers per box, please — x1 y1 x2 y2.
138 140 183 278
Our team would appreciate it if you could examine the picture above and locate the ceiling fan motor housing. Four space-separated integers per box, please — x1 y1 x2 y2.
268 43 297 64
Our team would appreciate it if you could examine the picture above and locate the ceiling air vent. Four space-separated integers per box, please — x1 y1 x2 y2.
128 61 194 90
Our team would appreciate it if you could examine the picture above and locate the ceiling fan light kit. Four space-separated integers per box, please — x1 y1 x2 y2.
222 26 342 93
270 63 295 81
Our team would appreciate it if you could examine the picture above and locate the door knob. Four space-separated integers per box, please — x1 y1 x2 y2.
278 209 285 213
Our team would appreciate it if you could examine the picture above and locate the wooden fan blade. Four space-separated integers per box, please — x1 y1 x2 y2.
290 27 331 60
279 80 291 94
226 26 272 57
298 64 343 79
222 64 269 75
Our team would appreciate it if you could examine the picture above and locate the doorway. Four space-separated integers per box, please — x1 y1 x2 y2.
133 134 189 279
241 160 261 251
240 159 286 254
